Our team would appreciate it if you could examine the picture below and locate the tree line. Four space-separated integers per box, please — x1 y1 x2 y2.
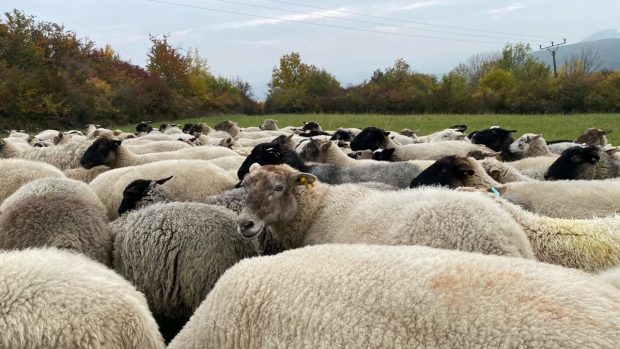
266 47 620 115
0 10 259 130
1 9 619 130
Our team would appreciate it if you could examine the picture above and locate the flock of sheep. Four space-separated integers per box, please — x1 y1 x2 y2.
1 119 619 348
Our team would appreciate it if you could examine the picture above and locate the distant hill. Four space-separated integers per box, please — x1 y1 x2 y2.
581 29 620 42
531 38 620 72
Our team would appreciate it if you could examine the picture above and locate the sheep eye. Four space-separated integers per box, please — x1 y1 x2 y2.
274 185 285 192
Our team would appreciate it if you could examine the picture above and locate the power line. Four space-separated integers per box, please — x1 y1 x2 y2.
266 0 558 41
202 0 542 43
145 0 509 45
540 39 567 77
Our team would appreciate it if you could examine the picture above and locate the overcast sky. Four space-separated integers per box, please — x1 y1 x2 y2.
3 0 618 99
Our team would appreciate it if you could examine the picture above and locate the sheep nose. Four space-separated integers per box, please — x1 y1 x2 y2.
239 220 254 230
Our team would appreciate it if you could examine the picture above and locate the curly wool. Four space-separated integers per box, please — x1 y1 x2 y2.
112 203 259 339
0 248 165 349
0 193 113 266
0 138 94 169
63 165 110 183
169 244 620 349
494 197 620 272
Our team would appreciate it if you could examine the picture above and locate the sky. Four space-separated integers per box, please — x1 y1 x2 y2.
3 0 619 99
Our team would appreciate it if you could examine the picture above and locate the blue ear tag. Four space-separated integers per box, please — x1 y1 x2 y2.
490 187 501 197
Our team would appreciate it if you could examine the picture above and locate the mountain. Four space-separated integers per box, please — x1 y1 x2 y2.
531 38 620 72
581 29 620 42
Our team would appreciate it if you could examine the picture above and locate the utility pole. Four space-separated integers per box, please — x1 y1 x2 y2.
540 39 567 78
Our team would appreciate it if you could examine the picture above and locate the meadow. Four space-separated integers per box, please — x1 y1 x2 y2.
116 114 620 144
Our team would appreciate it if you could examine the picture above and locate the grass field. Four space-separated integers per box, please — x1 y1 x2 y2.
116 114 620 144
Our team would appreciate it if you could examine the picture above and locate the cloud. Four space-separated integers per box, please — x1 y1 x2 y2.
230 39 281 46
487 2 524 16
209 8 351 30
388 1 448 12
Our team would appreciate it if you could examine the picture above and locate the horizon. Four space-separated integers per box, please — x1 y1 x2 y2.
3 0 619 99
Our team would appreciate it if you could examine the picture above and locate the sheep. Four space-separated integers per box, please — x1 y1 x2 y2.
90 159 236 219
34 129 60 141
510 155 557 180
0 137 94 169
214 120 241 138
387 131 416 145
0 193 113 266
410 156 501 189
207 155 247 173
350 126 390 151
136 121 153 135
599 267 620 289
0 248 165 349
576 127 612 146
260 119 278 130
237 140 434 188
409 156 620 219
399 128 417 138
480 157 535 183
63 165 110 182
330 129 354 142
509 133 555 158
492 180 620 219
416 128 467 142
125 140 193 154
2 136 33 152
469 126 520 161
0 177 105 213
169 244 620 349
491 196 620 272
348 149 374 160
545 145 620 180
300 138 376 166
0 158 65 205
237 164 534 258
79 137 240 169
112 202 261 342
372 141 498 161
8 129 29 139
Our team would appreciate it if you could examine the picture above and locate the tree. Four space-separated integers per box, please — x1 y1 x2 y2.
147 34 190 92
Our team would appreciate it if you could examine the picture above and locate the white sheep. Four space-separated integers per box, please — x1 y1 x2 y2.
0 158 65 205
416 128 467 142
375 140 497 161
169 244 620 349
63 165 110 182
509 133 555 158
0 177 105 213
80 137 241 169
599 266 620 289
90 159 237 219
480 157 535 183
237 164 534 259
0 137 94 169
125 140 193 154
0 248 165 348
492 197 620 272
509 155 557 180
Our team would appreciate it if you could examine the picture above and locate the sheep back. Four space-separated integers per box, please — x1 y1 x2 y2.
0 248 164 349
169 244 620 349
0 158 65 205
0 193 113 266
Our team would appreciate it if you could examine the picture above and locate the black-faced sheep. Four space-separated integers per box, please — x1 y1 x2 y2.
545 145 619 180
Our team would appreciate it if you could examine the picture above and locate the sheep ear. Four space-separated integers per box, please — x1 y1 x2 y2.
249 163 262 172
605 147 619 155
155 176 173 185
288 172 317 188
320 141 332 151
531 134 542 140
110 139 122 148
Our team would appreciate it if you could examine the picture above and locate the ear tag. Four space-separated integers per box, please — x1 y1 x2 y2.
300 176 313 189
490 187 501 197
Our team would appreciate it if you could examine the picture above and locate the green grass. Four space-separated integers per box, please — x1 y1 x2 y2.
115 114 620 144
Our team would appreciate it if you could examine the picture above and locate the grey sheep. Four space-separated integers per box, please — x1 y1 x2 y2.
0 192 113 266
112 202 262 342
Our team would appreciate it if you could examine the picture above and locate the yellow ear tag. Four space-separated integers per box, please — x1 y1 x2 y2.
300 176 313 189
